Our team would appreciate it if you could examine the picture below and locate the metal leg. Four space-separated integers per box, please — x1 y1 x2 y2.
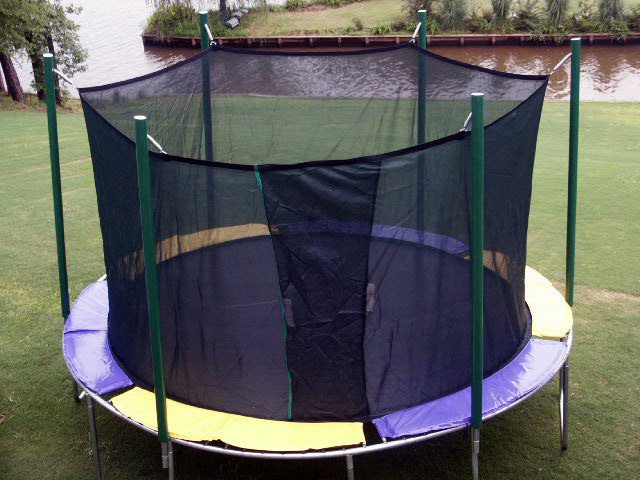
560 359 570 451
471 428 480 480
86 396 103 480
73 380 81 403
346 454 355 480
161 441 175 480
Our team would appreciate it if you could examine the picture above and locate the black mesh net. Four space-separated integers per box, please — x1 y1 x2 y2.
80 44 548 422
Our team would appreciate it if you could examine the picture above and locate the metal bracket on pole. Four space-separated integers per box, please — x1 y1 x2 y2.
550 52 572 75
204 23 216 46
86 396 104 480
410 22 422 42
460 112 473 132
52 68 77 88
147 134 167 154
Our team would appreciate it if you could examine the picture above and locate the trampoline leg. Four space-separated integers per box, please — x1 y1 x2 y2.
471 428 480 480
73 380 82 403
560 359 570 451
346 454 355 480
86 396 103 480
162 441 175 480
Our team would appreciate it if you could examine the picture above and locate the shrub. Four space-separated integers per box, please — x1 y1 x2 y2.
512 0 544 31
491 0 512 27
439 0 468 30
146 4 198 36
465 8 493 32
352 17 364 30
426 16 442 34
319 0 351 7
546 0 568 27
285 0 306 10
371 23 392 34
570 0 599 31
607 19 630 40
627 5 640 30
598 0 625 24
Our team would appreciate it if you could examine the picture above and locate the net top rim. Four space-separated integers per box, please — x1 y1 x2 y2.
79 80 548 171
77 42 548 94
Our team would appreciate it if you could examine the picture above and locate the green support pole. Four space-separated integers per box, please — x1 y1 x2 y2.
135 116 170 446
199 11 214 162
418 9 427 49
565 38 581 307
470 93 485 429
417 8 427 144
44 53 70 321
416 9 427 231
470 92 485 480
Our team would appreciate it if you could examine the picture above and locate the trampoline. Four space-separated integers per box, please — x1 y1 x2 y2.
43 12 582 480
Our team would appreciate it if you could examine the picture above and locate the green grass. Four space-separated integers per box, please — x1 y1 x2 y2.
245 0 405 36
0 94 638 478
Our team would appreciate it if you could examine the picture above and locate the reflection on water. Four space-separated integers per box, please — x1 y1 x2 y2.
431 45 640 101
12 0 640 101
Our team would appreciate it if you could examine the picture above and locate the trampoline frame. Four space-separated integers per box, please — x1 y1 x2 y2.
43 10 582 480
69 317 571 480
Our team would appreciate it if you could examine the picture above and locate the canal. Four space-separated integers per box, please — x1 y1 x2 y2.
13 0 640 101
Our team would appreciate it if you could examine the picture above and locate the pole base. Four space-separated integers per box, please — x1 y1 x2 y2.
162 441 175 480
471 428 480 480
346 454 355 480
86 396 103 480
560 359 570 451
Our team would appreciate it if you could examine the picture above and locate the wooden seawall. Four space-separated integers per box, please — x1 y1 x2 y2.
142 32 640 49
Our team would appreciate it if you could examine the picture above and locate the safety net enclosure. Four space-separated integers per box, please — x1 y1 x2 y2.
78 43 549 422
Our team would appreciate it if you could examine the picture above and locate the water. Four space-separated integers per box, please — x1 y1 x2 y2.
12 0 640 101
432 45 640 101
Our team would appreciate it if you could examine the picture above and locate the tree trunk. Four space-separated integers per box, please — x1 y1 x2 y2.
0 63 6 92
0 52 25 102
220 0 227 12
29 52 46 101
47 36 63 105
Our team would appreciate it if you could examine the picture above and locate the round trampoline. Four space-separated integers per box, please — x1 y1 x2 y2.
43 17 581 480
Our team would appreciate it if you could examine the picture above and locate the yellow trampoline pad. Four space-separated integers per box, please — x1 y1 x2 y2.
525 266 573 340
111 388 365 451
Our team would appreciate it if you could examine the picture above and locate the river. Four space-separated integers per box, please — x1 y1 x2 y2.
12 0 640 101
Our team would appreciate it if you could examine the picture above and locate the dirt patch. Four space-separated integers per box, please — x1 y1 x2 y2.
287 5 330 13
577 285 640 305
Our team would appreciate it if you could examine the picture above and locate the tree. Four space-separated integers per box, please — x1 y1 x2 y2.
0 0 86 104
0 0 36 101
0 52 24 102
23 1 87 103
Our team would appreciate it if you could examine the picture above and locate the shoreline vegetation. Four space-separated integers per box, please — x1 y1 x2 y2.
144 0 640 41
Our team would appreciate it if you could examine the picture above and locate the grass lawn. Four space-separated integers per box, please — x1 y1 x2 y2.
0 93 638 479
232 0 640 36
244 0 406 36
